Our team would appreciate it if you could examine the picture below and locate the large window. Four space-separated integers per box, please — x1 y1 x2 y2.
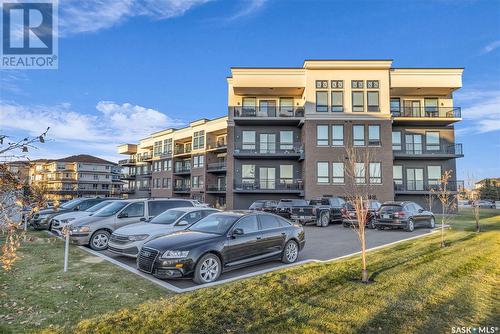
332 125 344 146
368 125 381 146
317 162 329 184
193 131 205 150
332 163 344 184
242 131 256 150
390 98 401 115
163 138 172 154
162 178 171 188
260 134 276 154
352 92 364 112
355 163 366 184
367 92 380 112
427 166 442 186
153 141 162 157
316 91 328 112
192 176 203 189
242 97 256 115
426 132 440 151
193 155 204 168
392 131 402 151
280 165 293 184
242 164 255 184
317 125 329 146
331 91 343 112
369 162 382 184
424 98 439 114
279 98 294 116
259 167 276 189
280 131 294 150
353 125 365 146
163 159 172 171
393 165 403 188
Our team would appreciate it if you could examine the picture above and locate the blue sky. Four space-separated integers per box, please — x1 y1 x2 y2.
1 0 499 183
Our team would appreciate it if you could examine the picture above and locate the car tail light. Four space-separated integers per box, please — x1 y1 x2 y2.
394 211 406 218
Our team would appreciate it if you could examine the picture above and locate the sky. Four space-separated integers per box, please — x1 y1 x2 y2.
0 0 499 183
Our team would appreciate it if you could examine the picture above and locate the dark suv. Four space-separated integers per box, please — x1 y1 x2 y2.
275 199 309 219
341 200 381 229
375 201 435 232
249 200 278 212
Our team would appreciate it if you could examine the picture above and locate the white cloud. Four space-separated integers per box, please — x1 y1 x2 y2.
224 0 268 21
59 0 212 35
481 40 500 54
0 101 184 162
455 88 500 134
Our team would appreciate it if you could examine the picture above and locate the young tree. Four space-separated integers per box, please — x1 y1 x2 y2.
436 170 457 248
466 173 481 233
342 145 374 283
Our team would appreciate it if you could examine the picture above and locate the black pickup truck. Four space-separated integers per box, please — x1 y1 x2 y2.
290 197 346 227
275 199 310 219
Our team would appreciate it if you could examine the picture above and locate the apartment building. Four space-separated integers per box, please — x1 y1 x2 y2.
28 155 123 200
3 161 31 184
226 59 464 210
118 117 228 209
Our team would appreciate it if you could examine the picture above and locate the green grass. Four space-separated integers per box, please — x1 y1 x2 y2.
0 232 168 333
2 209 499 333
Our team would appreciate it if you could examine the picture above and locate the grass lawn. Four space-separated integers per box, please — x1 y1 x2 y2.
1 209 499 333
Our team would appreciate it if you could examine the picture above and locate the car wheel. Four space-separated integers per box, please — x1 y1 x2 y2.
368 218 376 229
90 230 110 250
429 217 436 229
282 240 299 264
319 211 330 227
406 219 415 232
193 253 222 284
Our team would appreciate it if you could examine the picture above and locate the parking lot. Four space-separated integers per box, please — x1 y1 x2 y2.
91 224 436 291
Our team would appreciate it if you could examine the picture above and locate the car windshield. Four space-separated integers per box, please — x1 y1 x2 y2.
59 198 86 209
249 202 264 209
189 213 240 235
278 200 308 207
150 209 185 225
85 201 113 213
93 201 129 217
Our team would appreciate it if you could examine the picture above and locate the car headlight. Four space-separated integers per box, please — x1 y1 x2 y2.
128 234 149 241
72 226 90 233
61 218 75 224
160 250 189 259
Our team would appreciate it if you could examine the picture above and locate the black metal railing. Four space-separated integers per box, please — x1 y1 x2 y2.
207 141 227 150
120 173 136 179
234 143 303 156
234 179 304 191
118 159 136 165
207 184 226 192
138 186 151 191
393 143 463 156
174 166 191 173
391 107 461 118
232 106 305 118
207 162 227 171
394 180 464 192
173 186 190 192
160 151 172 158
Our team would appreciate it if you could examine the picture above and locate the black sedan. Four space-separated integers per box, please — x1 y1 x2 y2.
375 201 435 232
137 211 305 284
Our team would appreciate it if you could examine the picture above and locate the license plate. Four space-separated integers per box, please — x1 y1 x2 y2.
383 214 390 219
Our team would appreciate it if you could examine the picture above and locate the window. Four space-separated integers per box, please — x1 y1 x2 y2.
259 214 281 230
316 80 328 89
280 165 293 184
259 167 275 189
351 80 364 89
332 163 344 184
181 211 204 224
332 125 344 146
426 132 440 151
242 131 256 150
242 97 256 115
331 80 343 89
427 166 442 186
392 131 402 150
153 141 162 157
317 125 329 146
316 91 328 112
162 178 171 188
242 164 255 184
233 215 259 234
163 159 172 171
369 162 382 184
317 162 329 183
163 138 172 154
192 176 203 188
153 178 160 188
353 125 365 146
367 80 379 89
331 91 343 112
260 134 276 154
390 98 401 115
393 165 403 188
193 131 205 150
368 125 381 146
121 202 144 218
193 155 204 168
352 91 364 112
367 92 379 112
279 97 294 115
280 131 294 150
424 98 439 114
355 163 366 184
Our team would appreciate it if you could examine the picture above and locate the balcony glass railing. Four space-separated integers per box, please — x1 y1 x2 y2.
391 107 461 118
207 184 226 192
173 185 190 192
393 143 463 156
232 106 305 118
207 162 227 171
234 143 303 155
174 166 191 173
234 179 303 191
394 180 464 192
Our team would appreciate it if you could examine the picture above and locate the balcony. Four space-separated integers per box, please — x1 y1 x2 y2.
173 166 191 175
174 145 192 156
137 171 152 178
393 143 464 160
391 107 461 125
160 151 172 159
207 162 227 173
122 188 135 194
233 179 304 194
233 144 304 160
394 180 465 194
231 106 304 126
207 141 227 151
173 185 191 193
118 159 136 166
206 184 226 193
138 185 151 192
120 173 136 180
139 153 153 162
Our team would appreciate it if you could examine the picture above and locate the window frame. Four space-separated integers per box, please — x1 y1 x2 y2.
352 91 365 112
331 124 344 146
369 162 382 184
367 91 380 112
331 91 344 112
353 125 365 146
368 125 381 146
332 162 345 184
316 125 329 146
316 91 328 112
317 161 330 184
242 131 256 150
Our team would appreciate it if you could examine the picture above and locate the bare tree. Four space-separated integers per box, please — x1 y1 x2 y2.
342 145 374 283
436 170 457 248
466 172 480 233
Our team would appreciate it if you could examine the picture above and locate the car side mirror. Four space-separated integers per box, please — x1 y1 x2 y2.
139 217 147 222
232 228 244 237
74 206 79 211
176 220 190 227
118 212 128 218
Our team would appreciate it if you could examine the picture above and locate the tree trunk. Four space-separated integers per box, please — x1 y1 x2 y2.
360 230 368 283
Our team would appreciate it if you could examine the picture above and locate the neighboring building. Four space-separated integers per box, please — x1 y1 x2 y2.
28 155 123 200
118 117 228 209
474 178 499 189
3 161 31 184
226 59 464 210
